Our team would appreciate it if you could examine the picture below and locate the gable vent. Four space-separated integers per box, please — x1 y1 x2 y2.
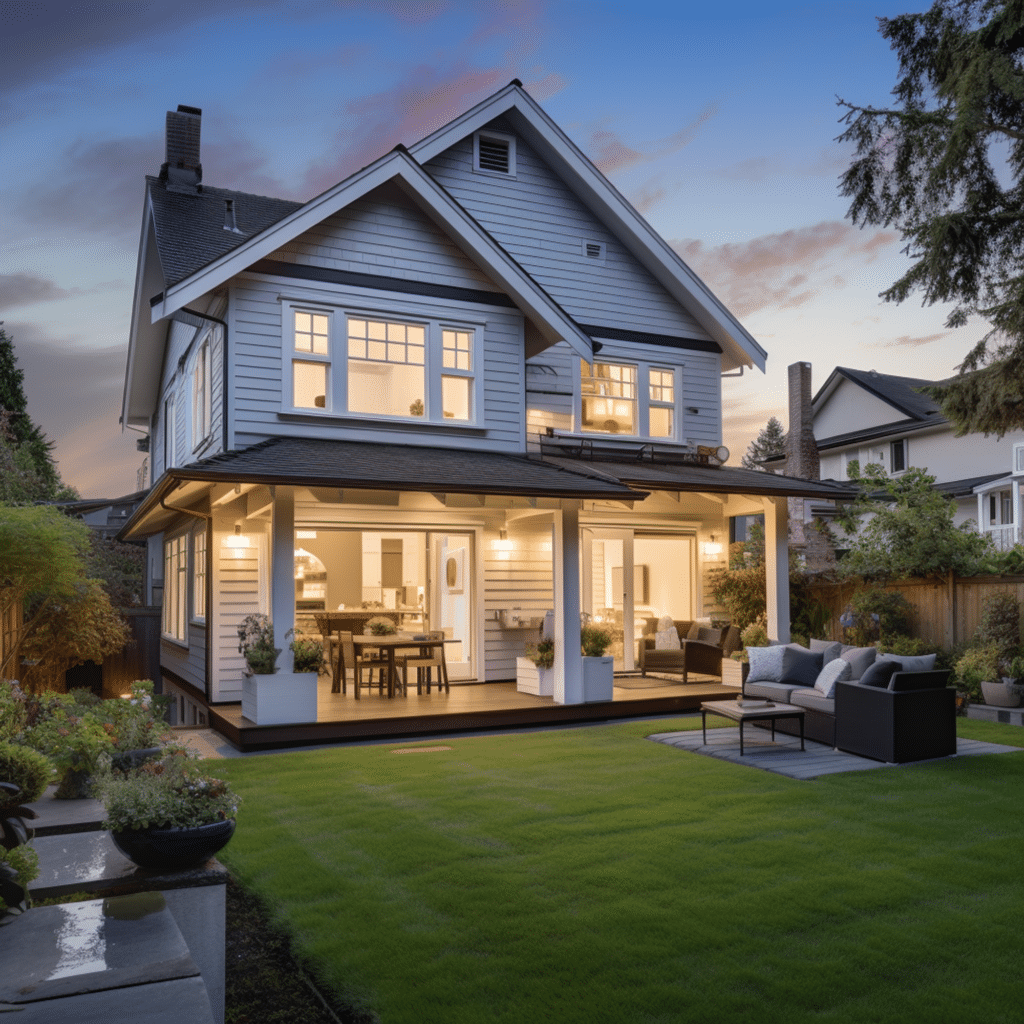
583 240 606 261
478 136 510 172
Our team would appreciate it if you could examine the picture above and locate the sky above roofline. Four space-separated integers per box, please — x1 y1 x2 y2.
3 0 989 497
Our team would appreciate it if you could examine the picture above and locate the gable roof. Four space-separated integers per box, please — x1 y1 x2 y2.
408 81 766 373
813 367 944 423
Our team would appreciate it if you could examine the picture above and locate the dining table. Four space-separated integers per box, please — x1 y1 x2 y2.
350 633 450 698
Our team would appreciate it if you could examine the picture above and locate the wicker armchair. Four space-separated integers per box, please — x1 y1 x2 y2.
835 670 955 763
638 623 740 683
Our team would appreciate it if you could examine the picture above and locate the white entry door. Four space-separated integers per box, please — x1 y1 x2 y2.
428 532 474 680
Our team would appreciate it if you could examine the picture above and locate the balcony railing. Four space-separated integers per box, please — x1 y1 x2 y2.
983 523 1022 551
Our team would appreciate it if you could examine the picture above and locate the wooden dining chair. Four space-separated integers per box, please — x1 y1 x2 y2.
336 631 387 698
400 631 449 695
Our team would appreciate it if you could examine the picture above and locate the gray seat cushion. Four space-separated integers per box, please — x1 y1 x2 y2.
788 688 836 714
745 680 803 702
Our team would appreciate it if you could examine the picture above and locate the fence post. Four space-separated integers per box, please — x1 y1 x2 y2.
947 571 957 649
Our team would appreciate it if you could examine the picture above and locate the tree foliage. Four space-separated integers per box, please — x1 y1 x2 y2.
741 416 786 470
837 0 1024 436
836 462 991 579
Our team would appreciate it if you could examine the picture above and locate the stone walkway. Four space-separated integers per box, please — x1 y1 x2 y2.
648 728 1022 780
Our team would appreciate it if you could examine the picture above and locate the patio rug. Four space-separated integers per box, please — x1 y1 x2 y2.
614 678 684 690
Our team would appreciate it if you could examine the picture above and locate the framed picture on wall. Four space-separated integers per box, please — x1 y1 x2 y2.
443 546 464 594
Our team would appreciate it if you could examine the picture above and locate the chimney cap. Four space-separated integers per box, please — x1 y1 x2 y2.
177 104 202 116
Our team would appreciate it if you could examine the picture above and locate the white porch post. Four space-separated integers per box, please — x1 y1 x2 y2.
270 486 295 671
1014 481 1022 546
553 500 583 704
763 496 790 643
622 531 635 672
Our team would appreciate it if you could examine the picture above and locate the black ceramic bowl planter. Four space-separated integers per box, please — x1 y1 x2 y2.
110 818 236 871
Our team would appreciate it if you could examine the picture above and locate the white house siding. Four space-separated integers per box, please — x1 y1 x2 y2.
423 124 714 342
160 622 205 693
268 184 500 291
524 340 721 447
814 379 910 439
228 274 525 453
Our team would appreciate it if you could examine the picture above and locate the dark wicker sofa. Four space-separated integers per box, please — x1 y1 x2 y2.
638 620 740 683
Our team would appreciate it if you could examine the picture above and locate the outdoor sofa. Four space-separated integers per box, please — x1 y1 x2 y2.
741 641 954 761
638 619 741 683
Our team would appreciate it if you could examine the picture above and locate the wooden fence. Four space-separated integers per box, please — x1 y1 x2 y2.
64 608 163 697
807 576 1024 650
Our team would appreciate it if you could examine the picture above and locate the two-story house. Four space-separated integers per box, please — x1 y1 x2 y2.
118 84 852 745
804 367 1024 550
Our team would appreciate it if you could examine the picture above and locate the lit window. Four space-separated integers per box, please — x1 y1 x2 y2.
348 318 426 418
582 362 636 435
162 534 188 642
193 529 207 621
441 329 473 421
649 368 675 439
293 310 330 409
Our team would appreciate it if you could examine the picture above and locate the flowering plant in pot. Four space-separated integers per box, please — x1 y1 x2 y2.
237 614 280 675
580 625 613 658
366 616 398 636
96 747 239 871
286 630 328 675
525 638 555 669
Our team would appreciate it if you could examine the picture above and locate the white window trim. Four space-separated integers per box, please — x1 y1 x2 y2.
473 129 516 178
192 527 207 623
191 336 212 452
575 356 682 442
164 392 177 471
161 532 189 645
890 438 907 474
282 300 483 427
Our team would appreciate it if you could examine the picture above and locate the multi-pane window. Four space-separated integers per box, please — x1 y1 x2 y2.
192 528 207 621
581 362 637 435
192 338 211 448
648 368 674 438
347 318 426 418
293 311 330 409
441 329 472 420
162 534 188 642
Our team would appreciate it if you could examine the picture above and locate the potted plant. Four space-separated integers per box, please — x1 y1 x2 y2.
96 748 239 871
954 644 1001 706
238 614 319 725
581 624 614 702
990 652 1024 708
517 638 555 696
287 630 328 675
366 616 398 636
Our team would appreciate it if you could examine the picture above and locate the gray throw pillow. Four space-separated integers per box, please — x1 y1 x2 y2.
781 644 824 687
686 622 701 641
813 657 851 698
809 638 842 664
859 659 900 688
840 645 877 680
878 652 937 672
747 646 785 682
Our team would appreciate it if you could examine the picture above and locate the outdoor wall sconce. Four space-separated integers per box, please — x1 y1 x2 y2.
492 528 514 560
224 524 250 550
700 535 723 559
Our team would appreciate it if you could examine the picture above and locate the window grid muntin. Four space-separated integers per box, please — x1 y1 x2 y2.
347 318 425 366
582 361 637 435
162 534 188 642
294 311 329 355
442 329 473 372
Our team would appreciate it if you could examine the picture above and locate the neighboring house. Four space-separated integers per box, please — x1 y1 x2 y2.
118 84 851 735
773 366 1024 551
57 491 149 542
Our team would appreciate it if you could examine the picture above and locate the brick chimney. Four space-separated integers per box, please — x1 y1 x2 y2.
785 361 819 481
161 104 202 194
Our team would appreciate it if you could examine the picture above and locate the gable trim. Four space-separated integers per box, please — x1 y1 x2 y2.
246 258 518 308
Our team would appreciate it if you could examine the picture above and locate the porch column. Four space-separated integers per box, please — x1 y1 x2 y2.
1015 481 1022 546
270 486 295 671
763 496 790 643
553 500 583 704
621 532 635 672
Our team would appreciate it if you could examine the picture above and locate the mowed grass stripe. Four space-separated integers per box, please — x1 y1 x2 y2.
212 716 1024 1024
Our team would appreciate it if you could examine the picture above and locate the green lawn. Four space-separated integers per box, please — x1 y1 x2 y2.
213 717 1024 1024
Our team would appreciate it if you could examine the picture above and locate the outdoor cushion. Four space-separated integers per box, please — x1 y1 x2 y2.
654 629 680 650
744 680 801 702
877 652 937 672
809 638 842 664
686 622 701 641
813 657 851 698
656 615 675 631
839 645 877 680
746 646 785 682
859 659 901 689
781 644 824 687
696 626 723 646
788 688 836 714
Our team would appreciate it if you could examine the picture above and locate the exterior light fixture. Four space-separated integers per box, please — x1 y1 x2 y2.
224 524 249 549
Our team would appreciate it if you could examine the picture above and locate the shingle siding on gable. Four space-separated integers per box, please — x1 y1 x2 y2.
266 184 499 291
423 125 712 342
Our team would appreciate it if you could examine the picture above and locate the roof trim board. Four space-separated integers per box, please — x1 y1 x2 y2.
408 82 766 373
148 148 594 361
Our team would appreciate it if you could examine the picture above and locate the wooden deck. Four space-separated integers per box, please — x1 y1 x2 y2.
210 675 738 751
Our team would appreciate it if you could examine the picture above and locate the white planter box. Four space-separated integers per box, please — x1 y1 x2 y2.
516 657 554 696
721 658 749 689
241 672 318 725
582 656 614 703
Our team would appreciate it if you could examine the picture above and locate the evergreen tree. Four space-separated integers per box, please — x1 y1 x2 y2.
0 325 75 502
837 0 1024 436
741 416 786 470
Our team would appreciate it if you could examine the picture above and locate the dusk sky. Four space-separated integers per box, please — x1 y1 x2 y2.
3 0 987 498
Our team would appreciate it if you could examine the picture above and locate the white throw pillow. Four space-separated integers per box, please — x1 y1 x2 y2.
654 628 681 650
813 658 851 698
656 615 675 631
747 645 785 683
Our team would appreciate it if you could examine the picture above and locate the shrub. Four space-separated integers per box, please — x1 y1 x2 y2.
286 631 328 674
975 592 1021 662
954 645 1002 701
0 743 53 807
844 587 913 646
580 625 613 658
525 638 554 669
0 681 27 740
96 680 172 754
237 614 279 674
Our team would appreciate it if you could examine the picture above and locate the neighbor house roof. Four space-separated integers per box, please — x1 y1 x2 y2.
812 367 946 422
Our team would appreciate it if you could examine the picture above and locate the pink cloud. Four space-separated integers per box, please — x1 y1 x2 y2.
873 332 948 349
588 102 718 175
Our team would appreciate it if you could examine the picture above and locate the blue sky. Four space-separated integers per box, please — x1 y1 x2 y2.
2 0 984 496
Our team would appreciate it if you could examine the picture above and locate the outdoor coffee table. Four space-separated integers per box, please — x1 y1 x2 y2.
700 699 805 756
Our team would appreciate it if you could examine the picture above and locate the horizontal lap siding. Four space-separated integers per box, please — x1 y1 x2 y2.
425 130 712 341
160 621 205 692
229 277 524 452
212 517 264 702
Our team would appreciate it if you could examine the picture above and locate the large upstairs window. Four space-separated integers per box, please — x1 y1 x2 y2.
286 305 477 425
580 359 679 440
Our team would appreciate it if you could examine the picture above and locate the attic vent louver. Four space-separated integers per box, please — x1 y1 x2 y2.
224 198 243 234
583 240 606 261
474 131 515 176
